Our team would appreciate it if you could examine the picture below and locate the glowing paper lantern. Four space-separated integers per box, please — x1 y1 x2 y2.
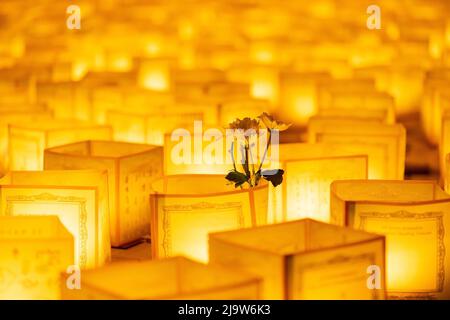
91 85 174 124
269 146 368 223
61 257 261 300
8 120 112 170
330 180 450 299
0 107 53 174
308 118 406 180
209 219 386 300
164 129 231 175
421 69 450 145
0 216 74 300
317 78 376 109
440 99 450 182
137 58 172 91
218 98 270 126
107 110 202 145
44 140 164 247
0 170 111 269
250 66 279 105
150 175 268 262
355 65 425 115
278 72 330 126
317 91 395 124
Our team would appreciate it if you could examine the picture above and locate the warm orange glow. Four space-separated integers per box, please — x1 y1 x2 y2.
0 216 74 299
0 170 111 269
44 141 164 247
62 257 261 299
331 180 450 299
150 175 268 262
210 219 385 300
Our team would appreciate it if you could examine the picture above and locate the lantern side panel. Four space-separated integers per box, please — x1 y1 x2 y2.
352 201 450 299
152 192 254 262
118 147 163 245
283 155 368 222
287 238 385 300
209 235 285 299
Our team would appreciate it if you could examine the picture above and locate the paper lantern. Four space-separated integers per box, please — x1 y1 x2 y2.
317 78 376 109
91 85 174 124
164 129 231 175
8 120 112 170
0 107 53 174
137 58 172 91
440 98 450 183
0 170 111 269
107 109 202 145
354 65 425 115
61 257 261 300
421 69 450 145
150 175 268 262
44 140 164 247
278 72 330 126
0 216 74 300
317 91 395 124
330 180 450 299
209 219 386 300
308 118 406 180
35 82 80 120
268 144 368 223
218 98 270 126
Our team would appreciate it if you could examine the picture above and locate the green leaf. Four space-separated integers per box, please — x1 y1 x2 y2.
261 169 284 187
225 170 248 188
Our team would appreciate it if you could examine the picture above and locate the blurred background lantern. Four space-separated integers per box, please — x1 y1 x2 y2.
308 118 406 180
8 120 112 170
0 216 73 300
61 257 261 300
150 175 268 262
271 154 368 223
0 170 111 269
209 219 385 300
0 105 53 175
330 180 450 299
107 109 202 145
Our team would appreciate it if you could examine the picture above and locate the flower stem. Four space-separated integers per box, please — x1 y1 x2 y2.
258 129 272 173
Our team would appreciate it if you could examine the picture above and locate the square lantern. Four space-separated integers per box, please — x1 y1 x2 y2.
218 98 270 126
317 91 395 124
61 257 261 300
439 97 450 183
330 180 450 299
8 120 112 170
0 107 53 174
421 69 450 145
355 65 425 116
107 109 203 146
268 143 368 223
91 85 174 124
308 118 406 180
36 82 80 120
317 78 376 110
0 170 111 269
209 219 386 300
163 128 231 175
278 72 330 126
0 216 74 300
136 57 173 92
44 140 164 247
150 175 268 262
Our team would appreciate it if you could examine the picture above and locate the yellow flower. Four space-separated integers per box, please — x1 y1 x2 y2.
228 117 260 131
258 112 291 131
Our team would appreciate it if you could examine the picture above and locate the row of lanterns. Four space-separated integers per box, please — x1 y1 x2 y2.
1 0 450 300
